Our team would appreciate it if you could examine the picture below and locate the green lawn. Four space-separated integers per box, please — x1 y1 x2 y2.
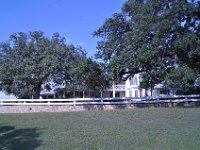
1 108 200 150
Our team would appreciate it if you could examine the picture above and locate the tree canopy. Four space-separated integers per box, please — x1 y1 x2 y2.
0 0 200 98
0 31 56 98
93 0 200 88
0 31 109 99
73 58 109 97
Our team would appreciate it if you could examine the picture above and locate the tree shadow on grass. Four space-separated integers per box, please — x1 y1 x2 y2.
0 125 42 150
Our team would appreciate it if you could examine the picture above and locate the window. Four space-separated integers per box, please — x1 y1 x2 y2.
115 93 120 97
160 89 169 95
140 89 143 97
135 90 138 97
129 90 132 97
110 92 113 98
131 76 138 86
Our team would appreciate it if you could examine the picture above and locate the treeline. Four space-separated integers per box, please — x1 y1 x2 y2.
0 32 109 99
93 0 200 94
0 0 200 98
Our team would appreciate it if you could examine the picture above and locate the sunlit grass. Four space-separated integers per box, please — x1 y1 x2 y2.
1 108 200 150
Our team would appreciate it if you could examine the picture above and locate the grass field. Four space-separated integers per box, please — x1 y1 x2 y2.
0 108 200 150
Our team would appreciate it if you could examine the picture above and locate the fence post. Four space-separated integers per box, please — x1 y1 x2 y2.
101 98 103 105
73 100 76 106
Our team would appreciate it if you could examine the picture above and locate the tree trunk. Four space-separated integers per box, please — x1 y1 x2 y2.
150 85 153 96
100 90 103 98
33 83 42 99
63 89 66 98
73 90 75 98
83 91 85 98
145 89 148 96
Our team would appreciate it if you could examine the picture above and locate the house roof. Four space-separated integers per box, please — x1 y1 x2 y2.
40 90 55 96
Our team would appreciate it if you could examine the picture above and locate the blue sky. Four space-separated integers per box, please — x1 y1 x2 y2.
0 0 126 56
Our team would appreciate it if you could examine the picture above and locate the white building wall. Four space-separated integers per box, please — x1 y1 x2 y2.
40 72 178 98
0 91 17 99
103 81 126 98
125 74 167 97
125 74 145 97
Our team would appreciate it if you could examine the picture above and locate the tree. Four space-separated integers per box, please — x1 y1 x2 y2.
93 0 200 87
0 31 73 99
164 65 197 94
73 58 109 98
49 33 87 98
53 45 87 98
140 68 166 96
0 32 109 99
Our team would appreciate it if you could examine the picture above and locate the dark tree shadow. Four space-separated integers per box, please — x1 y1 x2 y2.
0 125 42 150
83 104 103 110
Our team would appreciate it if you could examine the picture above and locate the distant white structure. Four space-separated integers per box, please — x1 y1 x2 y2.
125 74 177 97
0 91 17 99
125 74 145 97
40 73 178 99
102 81 126 98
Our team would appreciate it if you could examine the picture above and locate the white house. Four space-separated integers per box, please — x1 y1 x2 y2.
102 81 126 98
125 74 145 97
96 73 176 98
125 74 177 97
40 73 178 99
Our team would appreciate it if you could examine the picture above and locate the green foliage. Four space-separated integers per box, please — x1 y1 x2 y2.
94 0 200 88
140 68 166 96
0 31 109 98
49 34 87 96
164 66 197 92
0 31 56 98
73 58 109 97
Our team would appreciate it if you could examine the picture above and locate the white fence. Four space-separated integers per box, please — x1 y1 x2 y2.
0 95 200 106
